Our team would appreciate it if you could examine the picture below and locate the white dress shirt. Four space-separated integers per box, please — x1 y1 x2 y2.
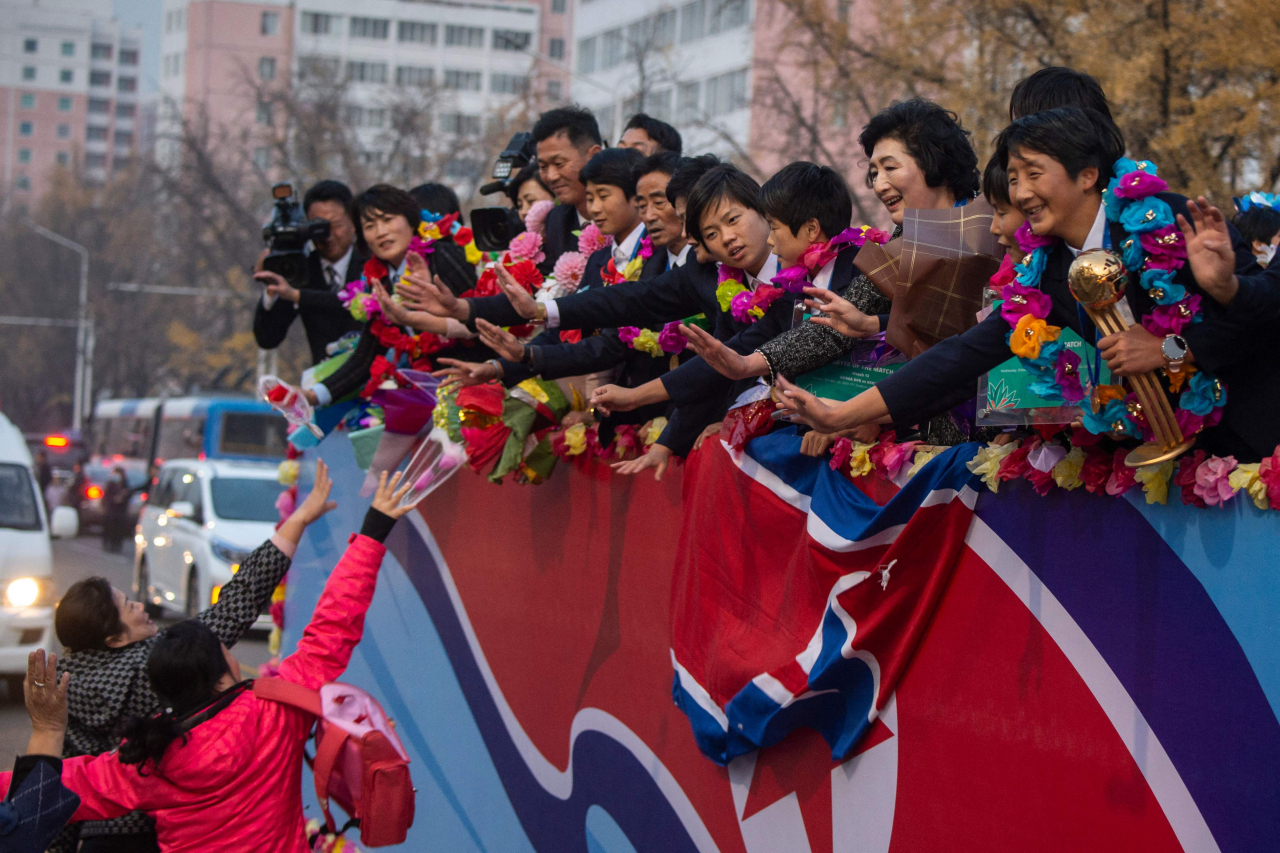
1068 201 1108 258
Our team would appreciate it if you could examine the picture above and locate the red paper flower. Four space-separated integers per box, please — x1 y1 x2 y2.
1080 448 1112 494
1174 450 1208 507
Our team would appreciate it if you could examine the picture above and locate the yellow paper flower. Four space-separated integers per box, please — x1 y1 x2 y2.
643 417 668 446
848 441 875 478
623 256 645 281
631 329 663 356
464 242 482 265
277 459 299 486
419 223 443 240
966 441 1019 492
268 626 281 656
1009 314 1062 360
562 423 587 456
907 448 941 479
1228 462 1269 510
716 280 746 312
516 378 550 405
1134 460 1174 505
1052 446 1085 490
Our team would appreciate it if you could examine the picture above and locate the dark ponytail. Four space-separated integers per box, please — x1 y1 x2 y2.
118 620 229 772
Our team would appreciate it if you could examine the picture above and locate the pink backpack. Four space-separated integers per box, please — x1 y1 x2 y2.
254 677 415 847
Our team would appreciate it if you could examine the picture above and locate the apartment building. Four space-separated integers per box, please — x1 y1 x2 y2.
1 0 144 207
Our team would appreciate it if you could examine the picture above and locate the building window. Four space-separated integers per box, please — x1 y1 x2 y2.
602 29 624 69
261 12 279 35
20 94 35 109
395 65 434 87
19 122 33 137
440 113 481 135
118 76 137 93
92 43 113 59
343 106 388 128
56 152 69 166
86 153 107 168
23 39 37 53
547 79 563 101
549 37 564 59
120 48 139 65
490 72 528 94
113 156 131 170
492 30 532 51
345 61 388 83
259 57 276 81
253 146 271 170
18 149 32 164
349 17 390 39
114 130 134 146
704 68 748 116
397 21 436 43
116 103 136 118
298 55 340 82
91 70 111 86
300 12 336 35
576 38 597 73
708 0 748 33
22 67 36 81
680 0 705 42
88 98 110 114
444 69 483 91
256 102 272 125
87 126 108 141
552 0 567 11
56 124 70 138
60 69 74 83
16 176 31 191
62 41 75 56
444 25 484 47
58 96 72 111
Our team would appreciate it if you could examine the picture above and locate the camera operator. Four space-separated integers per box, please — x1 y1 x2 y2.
531 106 603 267
252 180 366 365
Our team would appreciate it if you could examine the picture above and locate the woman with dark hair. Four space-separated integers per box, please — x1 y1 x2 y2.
303 184 478 408
4 472 420 852
49 461 338 853
505 162 554 220
409 181 465 225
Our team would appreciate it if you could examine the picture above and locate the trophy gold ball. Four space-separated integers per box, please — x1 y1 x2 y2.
1067 249 1128 310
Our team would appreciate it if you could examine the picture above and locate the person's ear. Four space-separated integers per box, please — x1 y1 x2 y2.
104 630 129 649
1078 165 1101 194
806 218 823 242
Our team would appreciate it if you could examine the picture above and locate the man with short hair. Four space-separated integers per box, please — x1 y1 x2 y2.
531 106 604 269
619 113 683 156
252 180 366 365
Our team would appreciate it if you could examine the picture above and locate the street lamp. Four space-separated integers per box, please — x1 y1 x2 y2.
24 220 91 431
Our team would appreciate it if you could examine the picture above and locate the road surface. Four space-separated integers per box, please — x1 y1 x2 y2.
0 535 272 757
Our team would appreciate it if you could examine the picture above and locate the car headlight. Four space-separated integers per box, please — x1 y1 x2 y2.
210 540 251 566
5 577 52 608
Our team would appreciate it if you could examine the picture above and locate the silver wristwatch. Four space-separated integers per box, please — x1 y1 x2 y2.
1161 334 1187 370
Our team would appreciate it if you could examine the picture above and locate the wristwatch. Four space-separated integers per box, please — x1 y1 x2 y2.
1161 334 1188 370
534 302 548 323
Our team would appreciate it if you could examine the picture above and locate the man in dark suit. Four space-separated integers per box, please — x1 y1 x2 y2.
252 180 366 365
529 106 603 273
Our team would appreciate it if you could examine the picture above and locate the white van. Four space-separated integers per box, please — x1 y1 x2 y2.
0 413 60 695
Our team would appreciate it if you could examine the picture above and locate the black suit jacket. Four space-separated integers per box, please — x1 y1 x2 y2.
877 193 1279 461
539 204 582 275
253 247 367 365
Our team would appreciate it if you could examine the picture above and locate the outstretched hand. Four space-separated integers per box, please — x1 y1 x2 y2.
801 287 879 338
25 649 69 756
371 470 418 518
294 459 338 524
373 280 411 325
476 318 526 362
494 263 539 320
431 357 499 388
399 258 461 318
591 384 639 416
611 444 672 481
680 324 757 380
774 375 842 431
1177 197 1238 305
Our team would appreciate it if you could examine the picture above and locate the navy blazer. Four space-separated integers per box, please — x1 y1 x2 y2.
538 203 582 275
252 246 367 365
876 193 1279 461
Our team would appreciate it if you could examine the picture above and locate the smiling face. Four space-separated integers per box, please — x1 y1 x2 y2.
360 208 415 267
537 130 600 210
767 216 823 268
868 137 955 225
989 200 1026 262
515 177 554 220
636 171 684 250
105 586 157 647
585 180 641 239
698 196 772 275
1006 147 1100 244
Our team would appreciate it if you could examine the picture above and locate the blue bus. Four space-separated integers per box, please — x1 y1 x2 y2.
92 396 288 467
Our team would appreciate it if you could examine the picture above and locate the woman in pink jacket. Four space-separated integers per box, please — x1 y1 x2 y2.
5 469 417 853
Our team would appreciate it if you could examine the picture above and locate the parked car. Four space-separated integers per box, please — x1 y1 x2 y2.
134 458 281 630
0 414 67 698
77 456 149 531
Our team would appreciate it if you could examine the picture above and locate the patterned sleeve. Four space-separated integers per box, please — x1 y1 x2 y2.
757 273 891 382
198 539 291 648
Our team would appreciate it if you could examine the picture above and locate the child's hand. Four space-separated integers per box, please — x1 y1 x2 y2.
293 460 338 525
371 470 418 518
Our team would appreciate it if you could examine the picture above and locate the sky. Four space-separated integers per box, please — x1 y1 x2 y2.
112 0 161 93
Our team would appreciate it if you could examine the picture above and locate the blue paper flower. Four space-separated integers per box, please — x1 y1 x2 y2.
1121 235 1145 271
1103 179 1129 222
1028 375 1065 402
1180 371 1226 416
1014 249 1048 285
1114 157 1158 178
1081 400 1137 436
1118 197 1175 234
1138 268 1186 305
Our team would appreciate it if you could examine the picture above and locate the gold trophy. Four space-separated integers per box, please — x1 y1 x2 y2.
1067 250 1196 468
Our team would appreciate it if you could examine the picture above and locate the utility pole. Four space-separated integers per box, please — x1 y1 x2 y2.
24 221 90 431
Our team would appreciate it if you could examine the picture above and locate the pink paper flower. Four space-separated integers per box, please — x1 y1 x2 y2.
771 264 811 294
1015 221 1055 253
658 321 685 354
617 327 641 345
879 440 919 480
1142 294 1200 337
1106 448 1138 495
577 222 612 255
829 437 852 472
1259 447 1280 507
1055 349 1086 403
524 199 554 236
1000 281 1052 324
508 230 545 264
718 264 745 284
1025 464 1056 496
638 234 653 260
553 251 588 292
989 253 1017 289
1175 406 1221 438
1193 455 1237 506
1113 171 1169 200
859 227 893 245
1140 225 1187 268
730 290 756 323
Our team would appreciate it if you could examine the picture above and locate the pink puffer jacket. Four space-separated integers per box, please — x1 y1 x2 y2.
2 534 387 853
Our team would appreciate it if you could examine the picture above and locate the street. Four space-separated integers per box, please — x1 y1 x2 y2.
0 535 272 757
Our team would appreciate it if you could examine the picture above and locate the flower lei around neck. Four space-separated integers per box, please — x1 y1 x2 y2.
601 232 652 286
996 157 1227 441
771 225 893 293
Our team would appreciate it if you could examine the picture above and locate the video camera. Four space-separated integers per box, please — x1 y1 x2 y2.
471 132 536 253
261 182 331 288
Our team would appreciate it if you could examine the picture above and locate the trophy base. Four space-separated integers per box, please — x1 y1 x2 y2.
1124 437 1197 468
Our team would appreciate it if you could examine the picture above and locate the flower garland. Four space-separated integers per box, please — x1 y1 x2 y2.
600 233 652 286
771 226 893 293
997 157 1227 440
618 322 685 357
716 263 784 324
